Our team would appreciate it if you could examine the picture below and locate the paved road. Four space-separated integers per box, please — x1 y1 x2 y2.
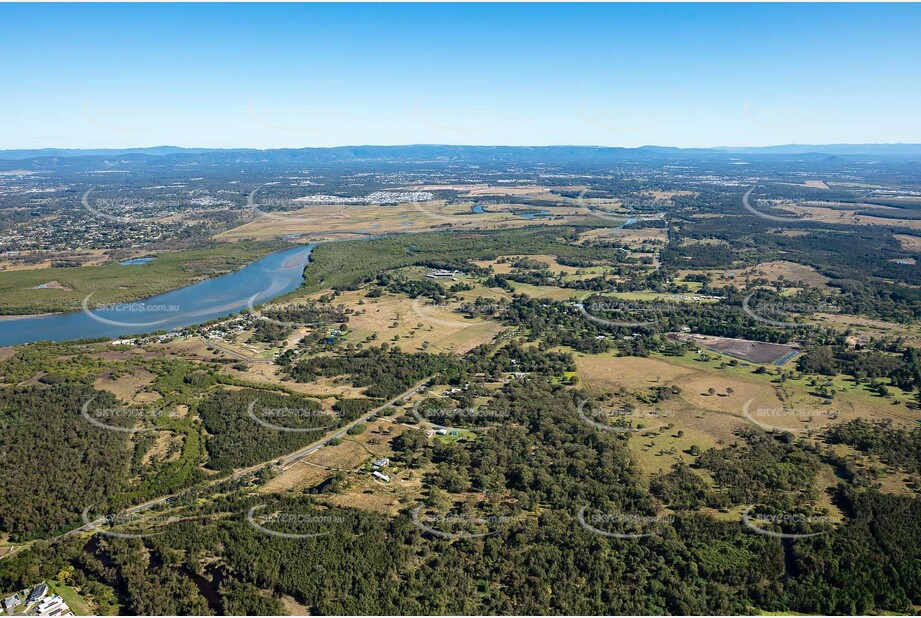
8 378 431 551
741 185 795 223
279 379 428 469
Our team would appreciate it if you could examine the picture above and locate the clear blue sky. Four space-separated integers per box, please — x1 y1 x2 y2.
1 3 919 149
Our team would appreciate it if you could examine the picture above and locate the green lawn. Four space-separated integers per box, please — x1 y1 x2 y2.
434 428 477 442
49 581 93 616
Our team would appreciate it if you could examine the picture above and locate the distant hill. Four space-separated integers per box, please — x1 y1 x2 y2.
713 143 921 155
1 143 920 166
0 146 219 160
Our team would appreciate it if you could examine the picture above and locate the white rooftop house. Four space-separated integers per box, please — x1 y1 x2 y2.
36 595 68 616
426 269 463 279
372 470 391 482
3 595 20 612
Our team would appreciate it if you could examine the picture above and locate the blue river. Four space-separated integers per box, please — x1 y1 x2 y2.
0 244 315 346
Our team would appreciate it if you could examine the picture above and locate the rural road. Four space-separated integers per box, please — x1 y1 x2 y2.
278 379 429 469
8 378 432 552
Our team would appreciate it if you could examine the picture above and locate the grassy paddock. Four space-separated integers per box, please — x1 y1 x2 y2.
49 580 93 616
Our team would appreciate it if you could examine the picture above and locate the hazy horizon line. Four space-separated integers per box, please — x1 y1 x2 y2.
3 142 921 152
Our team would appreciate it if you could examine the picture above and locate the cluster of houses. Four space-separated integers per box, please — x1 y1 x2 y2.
202 315 260 340
296 191 434 205
110 330 183 347
2 583 73 617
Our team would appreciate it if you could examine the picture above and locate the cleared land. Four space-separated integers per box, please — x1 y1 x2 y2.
576 350 921 439
263 416 427 516
679 334 801 365
578 226 667 245
768 201 921 229
895 233 921 252
473 254 596 275
332 290 507 354
680 260 831 288
216 200 590 242
93 367 160 404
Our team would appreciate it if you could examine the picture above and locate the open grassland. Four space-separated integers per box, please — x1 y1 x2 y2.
400 183 583 199
0 242 284 315
138 430 184 467
769 201 921 229
824 443 919 498
261 462 330 493
895 233 921 252
163 338 364 398
671 351 921 428
216 200 592 242
627 421 724 474
576 350 920 439
738 260 831 286
578 350 921 493
474 254 597 275
92 367 160 404
216 201 473 241
507 281 586 301
641 189 698 200
304 439 372 471
679 260 832 288
578 225 668 245
321 470 426 516
0 249 111 272
280 596 311 617
815 312 921 348
49 580 93 616
599 291 720 303
329 290 506 354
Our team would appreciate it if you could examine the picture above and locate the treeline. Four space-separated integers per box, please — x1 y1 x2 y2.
198 389 331 471
0 385 133 540
3 378 921 614
378 273 452 301
798 345 921 393
782 488 921 614
825 418 921 474
288 345 460 398
670 188 921 286
695 429 822 509
301 225 624 293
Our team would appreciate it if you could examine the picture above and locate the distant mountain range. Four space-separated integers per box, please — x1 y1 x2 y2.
714 143 921 155
1 144 920 164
